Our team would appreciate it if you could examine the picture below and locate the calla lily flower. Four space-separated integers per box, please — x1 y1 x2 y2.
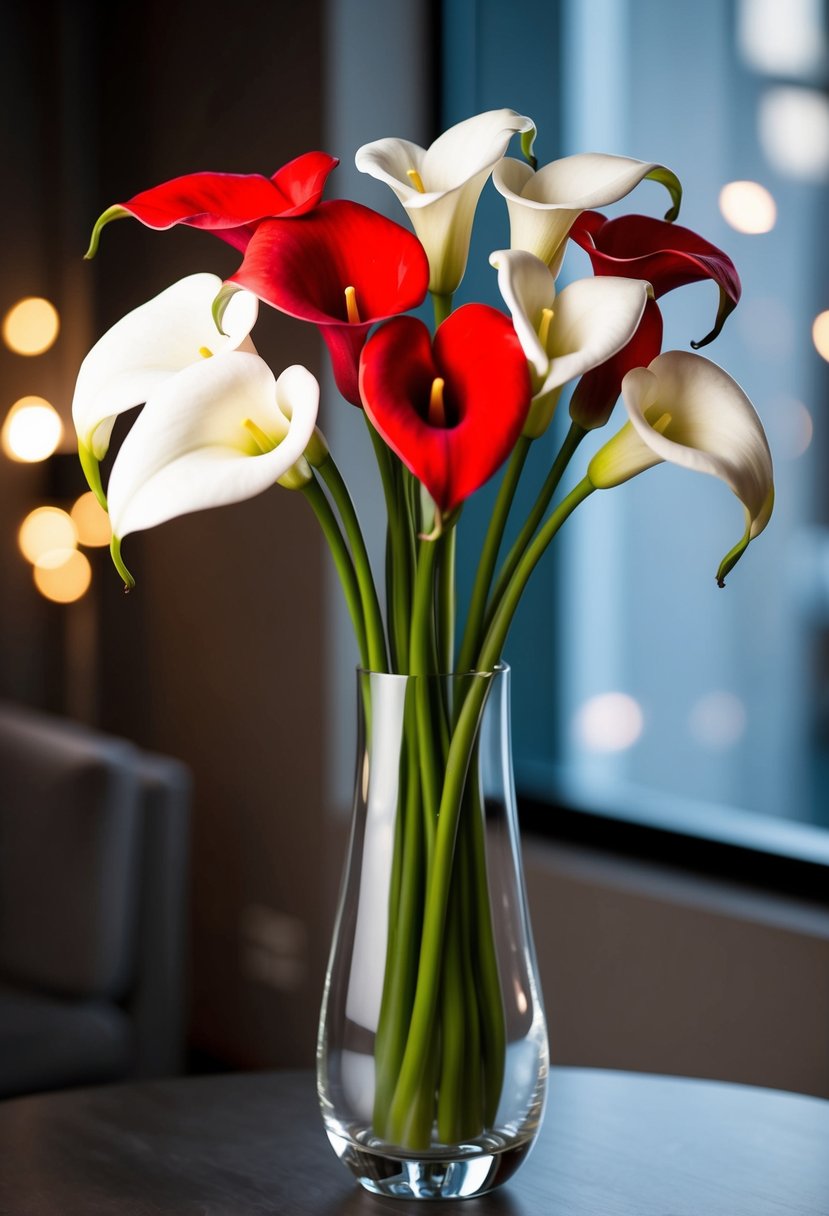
226 200 429 405
569 211 741 429
358 305 531 516
85 151 339 257
355 109 535 297
587 351 774 585
490 249 651 437
72 273 258 503
107 352 320 585
492 153 682 270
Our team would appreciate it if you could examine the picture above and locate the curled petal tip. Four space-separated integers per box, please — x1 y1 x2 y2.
211 282 240 336
645 167 683 222
715 531 750 589
690 286 739 351
520 126 538 171
110 536 135 592
84 205 129 260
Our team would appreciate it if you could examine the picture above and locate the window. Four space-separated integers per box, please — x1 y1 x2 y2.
444 0 829 849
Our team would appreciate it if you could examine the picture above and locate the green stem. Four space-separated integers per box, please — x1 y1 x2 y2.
410 538 442 844
302 479 369 669
437 523 456 676
431 291 453 328
480 477 595 670
465 761 506 1125
366 419 411 672
317 453 388 673
486 422 586 630
456 436 531 676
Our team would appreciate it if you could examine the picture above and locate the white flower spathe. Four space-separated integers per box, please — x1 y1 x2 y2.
493 153 681 270
588 351 774 585
490 248 650 437
107 352 319 546
356 108 535 296
72 273 258 467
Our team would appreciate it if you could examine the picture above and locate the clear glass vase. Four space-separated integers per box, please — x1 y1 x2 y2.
317 666 548 1200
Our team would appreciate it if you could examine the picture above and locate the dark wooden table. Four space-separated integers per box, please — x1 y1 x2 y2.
0 1068 827 1215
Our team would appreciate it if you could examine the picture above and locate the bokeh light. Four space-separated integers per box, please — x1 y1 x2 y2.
718 181 777 234
1 396 63 462
759 86 829 181
2 297 60 355
768 396 814 460
688 692 747 749
18 507 77 565
70 492 111 547
737 0 826 78
812 311 829 361
574 692 644 753
33 549 92 603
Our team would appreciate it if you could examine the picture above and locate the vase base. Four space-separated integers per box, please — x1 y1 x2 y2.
325 1128 534 1200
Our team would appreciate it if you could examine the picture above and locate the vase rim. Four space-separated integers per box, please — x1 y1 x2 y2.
355 662 510 680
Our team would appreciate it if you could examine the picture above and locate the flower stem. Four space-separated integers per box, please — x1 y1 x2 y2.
432 292 453 328
317 453 389 673
366 418 412 672
486 422 586 629
301 479 369 669
480 477 595 670
456 436 531 676
437 526 456 674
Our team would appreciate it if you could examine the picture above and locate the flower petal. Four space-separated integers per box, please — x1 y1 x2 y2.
570 210 741 347
356 109 534 294
359 306 531 512
85 152 339 257
107 352 318 539
489 249 556 381
541 274 651 394
588 350 774 583
229 200 429 404
72 273 258 458
569 297 664 430
493 154 682 267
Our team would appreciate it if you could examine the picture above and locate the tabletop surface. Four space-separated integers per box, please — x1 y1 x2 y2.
0 1067 827 1215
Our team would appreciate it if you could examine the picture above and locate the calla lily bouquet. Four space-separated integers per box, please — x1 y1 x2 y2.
73 110 773 1154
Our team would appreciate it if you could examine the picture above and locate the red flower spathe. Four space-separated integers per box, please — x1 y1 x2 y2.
359 307 532 513
571 211 741 346
569 211 741 429
86 151 338 257
229 200 430 405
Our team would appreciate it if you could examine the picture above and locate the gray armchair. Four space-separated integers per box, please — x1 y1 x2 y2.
0 703 190 1098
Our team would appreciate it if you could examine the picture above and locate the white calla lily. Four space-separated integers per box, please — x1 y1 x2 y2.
588 351 774 586
72 273 258 502
355 108 535 297
106 352 319 586
493 154 682 270
490 249 651 437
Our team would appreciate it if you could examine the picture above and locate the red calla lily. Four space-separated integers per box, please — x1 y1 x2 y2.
359 306 531 513
569 211 741 429
85 151 338 257
229 200 430 405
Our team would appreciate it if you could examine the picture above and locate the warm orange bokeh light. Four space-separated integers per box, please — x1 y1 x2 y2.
812 311 829 361
1 396 63 462
33 549 92 603
718 181 777 234
18 507 78 565
70 491 111 547
2 297 60 356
